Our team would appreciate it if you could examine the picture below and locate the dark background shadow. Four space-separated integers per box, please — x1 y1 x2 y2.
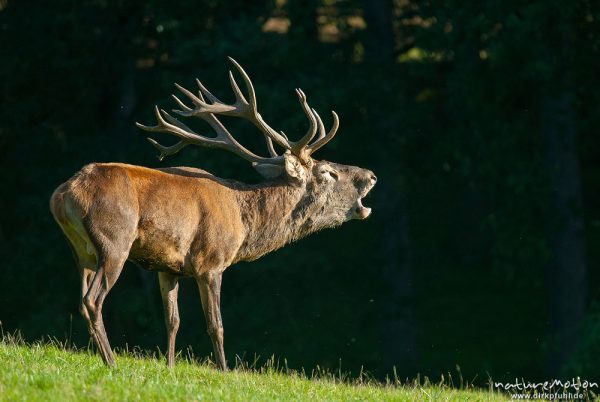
1 0 599 383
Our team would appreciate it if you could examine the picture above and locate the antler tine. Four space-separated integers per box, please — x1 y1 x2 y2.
307 111 340 155
311 108 326 141
290 88 318 157
136 107 194 161
174 83 203 107
147 137 189 161
265 136 278 157
162 108 196 132
137 58 341 168
176 82 235 115
195 78 220 104
171 94 193 113
180 58 292 151
228 70 248 106
137 106 281 165
227 58 291 150
227 56 257 111
136 106 212 143
136 106 190 137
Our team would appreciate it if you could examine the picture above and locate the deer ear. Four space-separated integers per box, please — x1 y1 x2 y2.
252 153 305 181
283 152 305 181
252 162 285 179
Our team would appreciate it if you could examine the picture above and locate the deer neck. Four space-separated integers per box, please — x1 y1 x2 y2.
235 181 325 261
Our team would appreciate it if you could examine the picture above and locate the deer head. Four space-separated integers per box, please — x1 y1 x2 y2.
137 57 376 226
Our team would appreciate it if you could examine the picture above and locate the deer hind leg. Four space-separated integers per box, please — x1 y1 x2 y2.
56 224 100 347
83 250 129 367
60 227 112 360
79 266 104 352
159 272 180 368
197 271 227 370
78 257 98 347
82 225 135 366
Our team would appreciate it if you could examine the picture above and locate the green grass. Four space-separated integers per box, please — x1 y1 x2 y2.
0 339 508 401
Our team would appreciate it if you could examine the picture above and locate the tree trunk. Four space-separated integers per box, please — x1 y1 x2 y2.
541 94 587 374
363 0 417 376
364 0 394 63
380 183 417 376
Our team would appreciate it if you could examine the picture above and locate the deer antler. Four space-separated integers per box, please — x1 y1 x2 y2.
136 57 339 167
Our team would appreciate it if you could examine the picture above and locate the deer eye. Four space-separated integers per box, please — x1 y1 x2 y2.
320 169 338 181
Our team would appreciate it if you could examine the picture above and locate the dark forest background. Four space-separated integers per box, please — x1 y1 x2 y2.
1 0 599 385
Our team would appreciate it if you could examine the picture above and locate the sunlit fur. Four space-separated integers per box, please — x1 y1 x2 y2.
49 153 376 369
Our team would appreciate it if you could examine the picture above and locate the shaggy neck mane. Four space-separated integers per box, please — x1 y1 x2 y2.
234 180 326 261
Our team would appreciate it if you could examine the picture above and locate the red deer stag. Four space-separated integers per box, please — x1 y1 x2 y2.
50 57 376 370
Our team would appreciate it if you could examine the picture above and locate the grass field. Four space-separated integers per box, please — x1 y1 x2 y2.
0 338 509 401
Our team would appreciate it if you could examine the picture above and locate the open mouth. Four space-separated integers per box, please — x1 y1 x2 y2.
353 187 374 220
355 198 371 219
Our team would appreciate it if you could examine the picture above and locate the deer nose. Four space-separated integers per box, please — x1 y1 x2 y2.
370 174 377 184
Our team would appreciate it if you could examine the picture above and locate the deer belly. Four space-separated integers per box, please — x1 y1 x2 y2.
128 226 191 273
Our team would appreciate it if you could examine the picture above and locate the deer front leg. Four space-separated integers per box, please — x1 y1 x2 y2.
197 272 227 370
159 272 180 368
